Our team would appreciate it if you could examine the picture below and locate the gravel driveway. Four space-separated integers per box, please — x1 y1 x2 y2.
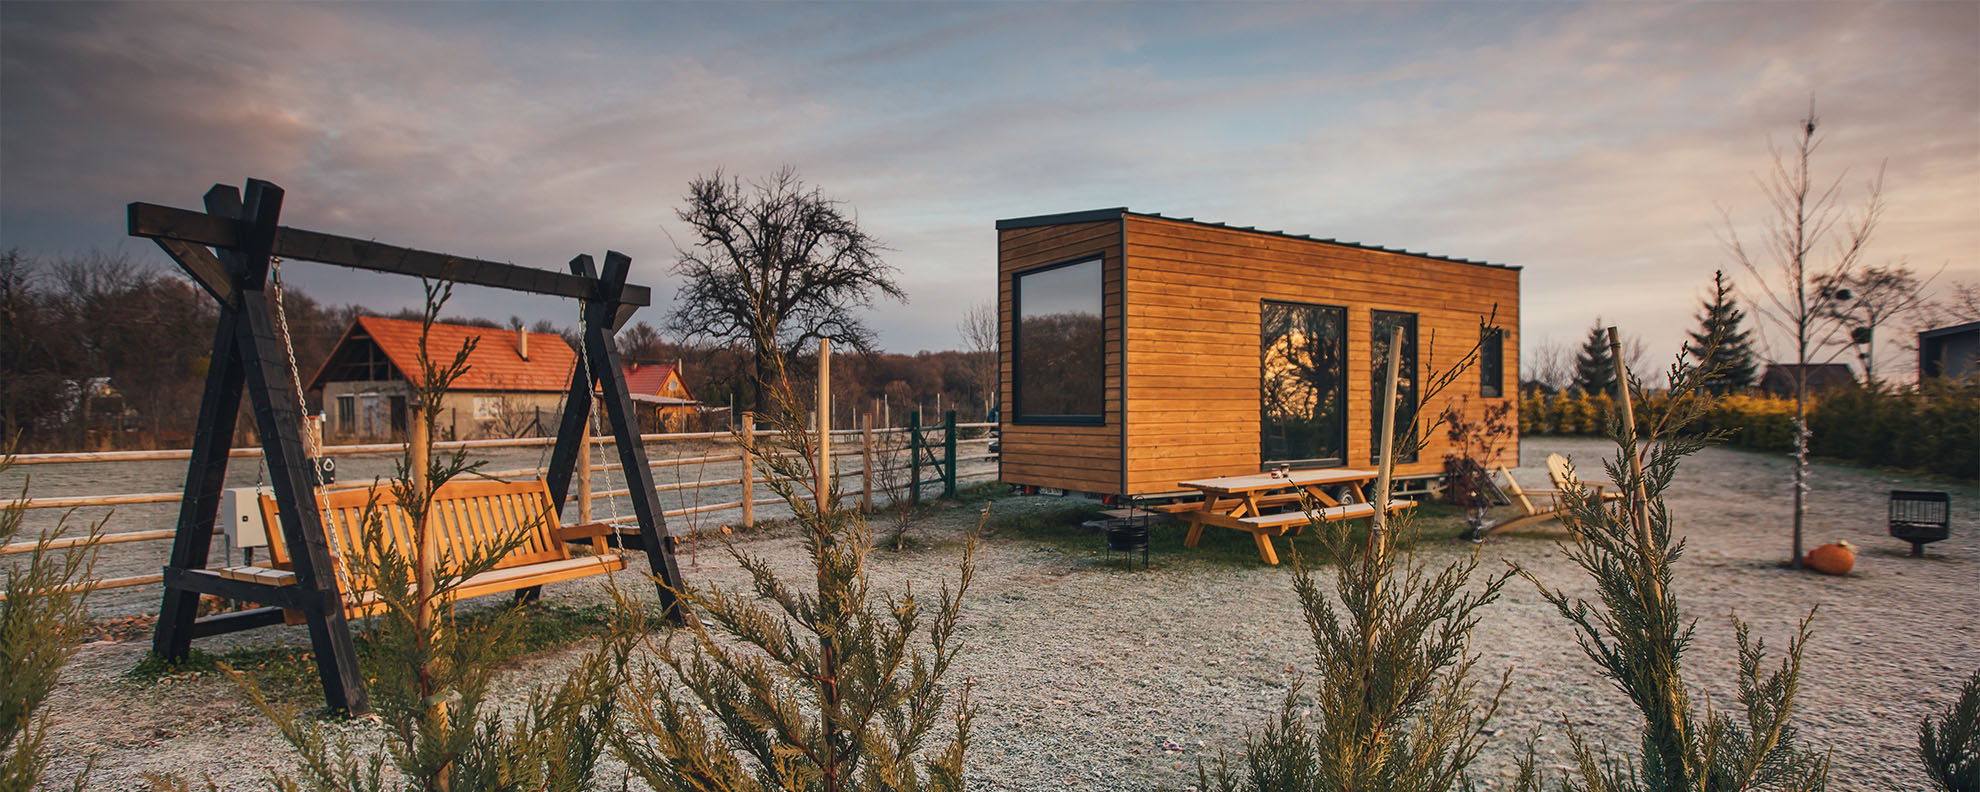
33 436 1979 791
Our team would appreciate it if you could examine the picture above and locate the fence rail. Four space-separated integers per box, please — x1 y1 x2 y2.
3 418 1001 599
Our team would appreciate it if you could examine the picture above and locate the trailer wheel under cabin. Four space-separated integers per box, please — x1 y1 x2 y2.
996 208 1520 499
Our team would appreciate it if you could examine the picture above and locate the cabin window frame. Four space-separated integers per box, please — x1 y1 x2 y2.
1480 326 1505 398
1259 299 1350 469
1010 255 1107 426
1370 310 1420 465
336 394 355 435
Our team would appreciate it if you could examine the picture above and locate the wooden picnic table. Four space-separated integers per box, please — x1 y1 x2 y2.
1174 468 1415 565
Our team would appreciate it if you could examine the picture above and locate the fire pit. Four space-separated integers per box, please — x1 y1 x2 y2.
1890 490 1951 557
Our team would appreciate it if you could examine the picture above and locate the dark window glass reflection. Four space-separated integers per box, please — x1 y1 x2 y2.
1015 259 1104 421
1371 310 1419 464
1261 301 1347 466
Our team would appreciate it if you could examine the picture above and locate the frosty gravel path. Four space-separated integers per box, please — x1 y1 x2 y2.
36 437 1979 791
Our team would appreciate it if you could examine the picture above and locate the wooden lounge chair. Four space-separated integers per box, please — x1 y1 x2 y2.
1485 453 1624 534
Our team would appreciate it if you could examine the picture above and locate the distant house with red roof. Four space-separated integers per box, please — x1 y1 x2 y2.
610 362 700 432
308 316 578 441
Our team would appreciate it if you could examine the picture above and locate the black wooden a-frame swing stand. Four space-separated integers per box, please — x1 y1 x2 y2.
132 178 686 715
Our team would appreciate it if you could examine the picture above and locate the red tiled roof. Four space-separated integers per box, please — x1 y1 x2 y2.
310 316 577 393
618 364 689 399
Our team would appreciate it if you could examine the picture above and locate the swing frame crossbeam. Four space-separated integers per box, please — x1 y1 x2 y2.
132 178 685 716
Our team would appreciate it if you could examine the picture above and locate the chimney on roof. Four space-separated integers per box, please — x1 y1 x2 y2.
516 326 528 360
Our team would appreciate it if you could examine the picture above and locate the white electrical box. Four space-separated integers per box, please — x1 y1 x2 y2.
221 487 272 548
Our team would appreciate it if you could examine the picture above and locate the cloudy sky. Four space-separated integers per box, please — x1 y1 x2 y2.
3 1 1974 373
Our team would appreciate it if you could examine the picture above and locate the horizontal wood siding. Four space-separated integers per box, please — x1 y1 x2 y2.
998 220 1124 494
1121 216 1520 494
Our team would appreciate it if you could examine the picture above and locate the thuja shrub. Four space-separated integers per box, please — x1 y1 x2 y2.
1 449 101 790
1515 353 1830 792
1698 393 1797 452
1919 666 1980 792
1807 378 1978 479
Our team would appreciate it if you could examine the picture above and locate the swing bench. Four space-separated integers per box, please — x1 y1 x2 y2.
213 479 625 619
132 178 687 715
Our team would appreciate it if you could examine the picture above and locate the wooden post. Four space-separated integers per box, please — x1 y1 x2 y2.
1608 328 1655 562
816 338 832 512
740 411 755 528
1372 325 1402 548
576 410 593 525
861 413 874 513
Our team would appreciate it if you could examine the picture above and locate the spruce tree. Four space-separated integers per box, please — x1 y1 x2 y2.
1684 271 1758 394
1570 321 1616 395
1919 666 1980 792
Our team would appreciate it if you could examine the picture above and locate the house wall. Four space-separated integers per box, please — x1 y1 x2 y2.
1119 215 1519 494
319 380 569 443
997 219 1124 493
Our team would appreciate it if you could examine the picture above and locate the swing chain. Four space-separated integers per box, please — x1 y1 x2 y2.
270 256 318 463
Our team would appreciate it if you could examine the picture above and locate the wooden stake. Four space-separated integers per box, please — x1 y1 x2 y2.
817 338 832 513
861 413 874 513
1371 325 1402 550
1607 328 1655 560
740 412 755 529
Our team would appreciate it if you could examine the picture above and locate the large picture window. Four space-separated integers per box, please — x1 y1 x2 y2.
1370 310 1419 464
1013 257 1104 423
1261 301 1347 467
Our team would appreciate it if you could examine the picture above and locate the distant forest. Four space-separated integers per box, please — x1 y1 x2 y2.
1 249 995 452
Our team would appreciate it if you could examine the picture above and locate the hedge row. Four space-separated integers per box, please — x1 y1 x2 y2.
1519 379 1978 479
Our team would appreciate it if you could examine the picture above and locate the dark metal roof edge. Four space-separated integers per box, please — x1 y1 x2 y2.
1919 320 1980 339
994 207 1518 271
994 207 1129 231
1121 210 1518 271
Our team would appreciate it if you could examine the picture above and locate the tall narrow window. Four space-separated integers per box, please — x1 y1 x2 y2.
1480 327 1504 398
1013 257 1104 423
1370 311 1419 464
1261 301 1347 467
336 395 355 434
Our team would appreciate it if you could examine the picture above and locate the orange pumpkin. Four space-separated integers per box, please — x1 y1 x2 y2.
1805 541 1856 575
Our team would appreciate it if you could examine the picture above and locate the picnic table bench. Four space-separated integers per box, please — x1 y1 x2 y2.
204 478 625 620
1175 468 1416 564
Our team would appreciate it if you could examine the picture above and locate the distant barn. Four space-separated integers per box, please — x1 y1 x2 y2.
1757 363 1856 398
308 316 576 442
995 208 1520 498
1919 321 1979 383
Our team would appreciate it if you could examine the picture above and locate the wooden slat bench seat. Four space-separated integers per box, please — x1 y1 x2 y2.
1237 499 1417 531
237 478 625 619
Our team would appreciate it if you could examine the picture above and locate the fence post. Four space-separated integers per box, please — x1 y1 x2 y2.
816 338 831 513
943 409 957 497
908 410 922 504
861 413 874 514
740 411 755 529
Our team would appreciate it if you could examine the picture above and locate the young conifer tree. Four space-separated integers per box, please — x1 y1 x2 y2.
612 339 976 792
177 281 632 792
1204 319 1514 792
1571 321 1618 396
1685 271 1759 394
1919 666 1980 792
1516 330 1829 792
1 445 102 790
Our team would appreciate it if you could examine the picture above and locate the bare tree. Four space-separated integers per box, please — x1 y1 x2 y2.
958 301 997 418
1816 261 1936 386
1520 337 1573 393
665 167 905 414
1721 106 1884 570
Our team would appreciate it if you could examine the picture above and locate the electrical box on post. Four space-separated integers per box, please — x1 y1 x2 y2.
221 487 271 548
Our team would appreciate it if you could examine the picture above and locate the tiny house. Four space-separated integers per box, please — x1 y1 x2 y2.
996 208 1520 498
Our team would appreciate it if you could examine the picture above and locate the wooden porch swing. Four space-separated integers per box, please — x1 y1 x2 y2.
131 178 686 715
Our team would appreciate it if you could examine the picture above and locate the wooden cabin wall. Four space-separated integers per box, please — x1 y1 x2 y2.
1120 215 1519 495
998 220 1124 493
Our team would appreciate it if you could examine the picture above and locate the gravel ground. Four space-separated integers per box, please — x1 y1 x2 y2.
31 436 1980 791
